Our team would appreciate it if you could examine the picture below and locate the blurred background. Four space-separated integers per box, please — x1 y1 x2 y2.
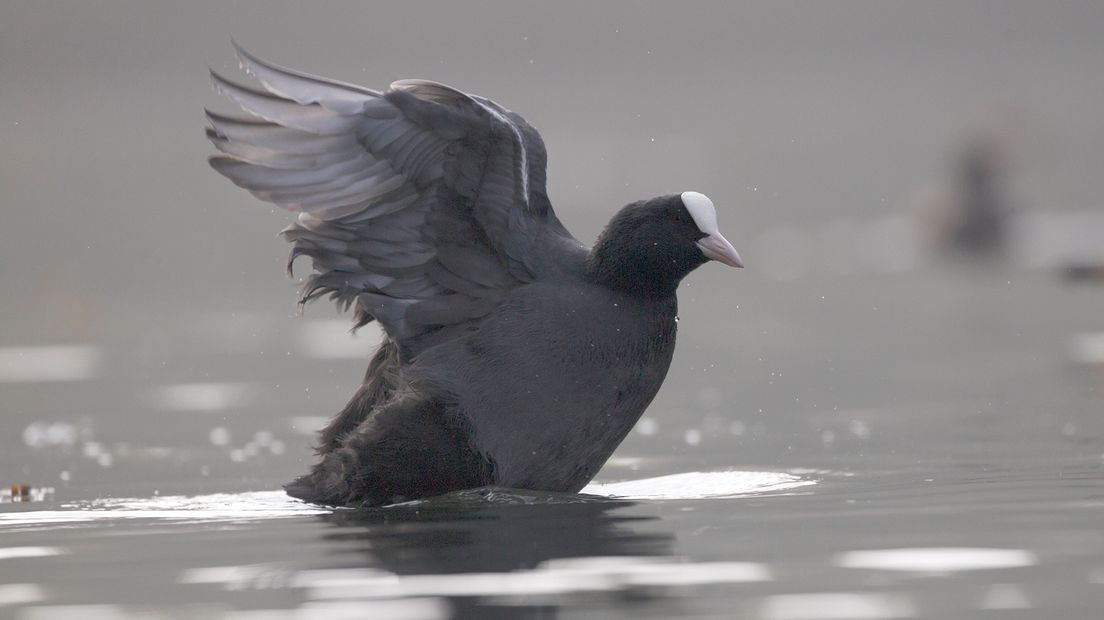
4 2 1104 618
1 0 1102 496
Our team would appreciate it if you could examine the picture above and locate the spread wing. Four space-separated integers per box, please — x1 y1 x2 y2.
207 43 570 343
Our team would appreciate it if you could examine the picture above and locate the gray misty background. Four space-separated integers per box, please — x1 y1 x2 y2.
1 1 1102 496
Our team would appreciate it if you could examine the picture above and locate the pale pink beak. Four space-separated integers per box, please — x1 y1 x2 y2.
696 233 744 268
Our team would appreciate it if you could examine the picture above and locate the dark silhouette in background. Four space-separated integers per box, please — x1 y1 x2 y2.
917 116 1019 260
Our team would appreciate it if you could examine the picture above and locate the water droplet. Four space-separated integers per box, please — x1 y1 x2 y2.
848 420 872 439
684 429 702 446
698 387 722 409
82 442 102 458
46 423 78 446
209 427 231 447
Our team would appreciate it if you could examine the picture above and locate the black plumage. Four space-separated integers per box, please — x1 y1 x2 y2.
207 44 743 506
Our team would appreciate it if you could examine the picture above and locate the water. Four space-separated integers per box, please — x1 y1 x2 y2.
3 266 1102 618
3 2 1104 618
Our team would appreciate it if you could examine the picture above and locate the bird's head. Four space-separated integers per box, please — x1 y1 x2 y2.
588 191 742 298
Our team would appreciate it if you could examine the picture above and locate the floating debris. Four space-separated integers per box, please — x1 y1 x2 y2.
1 485 55 504
1062 262 1104 283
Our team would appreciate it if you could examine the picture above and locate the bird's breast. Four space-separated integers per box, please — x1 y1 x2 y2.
452 284 678 491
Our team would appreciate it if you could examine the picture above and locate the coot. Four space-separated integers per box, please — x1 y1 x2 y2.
207 44 743 506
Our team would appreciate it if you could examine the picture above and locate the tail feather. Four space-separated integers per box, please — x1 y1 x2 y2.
315 339 402 454
285 393 493 507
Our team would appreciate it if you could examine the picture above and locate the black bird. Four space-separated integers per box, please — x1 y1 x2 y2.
207 44 743 506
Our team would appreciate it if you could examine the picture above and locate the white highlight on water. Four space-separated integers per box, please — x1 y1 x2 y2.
0 470 816 530
296 319 381 360
181 557 771 600
978 584 1032 610
1070 331 1104 365
149 382 253 413
835 547 1038 573
760 592 917 620
584 470 815 500
0 584 46 607
289 416 329 436
0 547 66 561
0 491 327 528
0 346 101 383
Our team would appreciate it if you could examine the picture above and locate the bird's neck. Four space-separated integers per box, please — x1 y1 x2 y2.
584 242 683 300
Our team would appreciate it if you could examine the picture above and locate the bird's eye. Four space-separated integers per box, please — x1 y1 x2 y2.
670 215 683 225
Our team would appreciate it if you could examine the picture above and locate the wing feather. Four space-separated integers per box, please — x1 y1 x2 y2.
232 40 381 114
206 111 358 153
207 45 570 344
210 71 360 135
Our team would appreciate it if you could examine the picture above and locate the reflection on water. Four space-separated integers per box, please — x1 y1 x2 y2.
180 500 687 618
319 495 672 578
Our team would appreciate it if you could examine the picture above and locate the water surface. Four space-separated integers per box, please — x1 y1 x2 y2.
3 2 1104 618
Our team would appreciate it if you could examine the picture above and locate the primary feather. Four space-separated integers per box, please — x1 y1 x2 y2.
208 45 564 339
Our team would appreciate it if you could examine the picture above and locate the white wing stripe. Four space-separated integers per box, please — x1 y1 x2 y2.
471 99 529 208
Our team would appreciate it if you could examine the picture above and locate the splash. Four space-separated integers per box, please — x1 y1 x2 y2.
585 469 816 500
0 470 817 529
